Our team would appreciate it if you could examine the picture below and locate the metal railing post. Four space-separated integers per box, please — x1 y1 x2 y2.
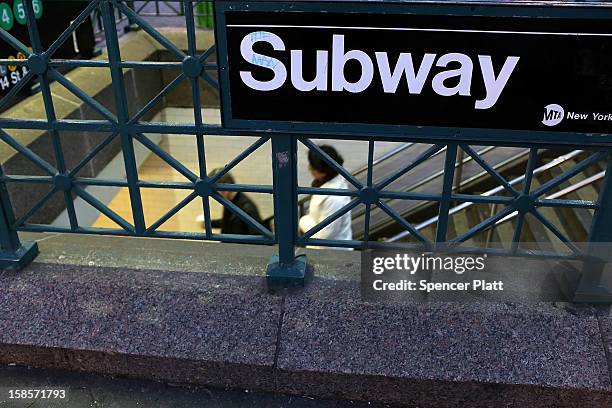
575 155 612 302
102 0 146 234
435 143 458 247
267 134 307 287
453 147 464 192
0 166 38 269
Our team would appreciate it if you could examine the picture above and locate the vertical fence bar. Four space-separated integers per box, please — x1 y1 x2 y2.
24 0 79 231
267 134 307 287
435 143 458 246
453 147 464 192
184 0 213 238
102 0 145 234
362 139 374 246
511 147 538 253
575 155 612 302
0 165 38 268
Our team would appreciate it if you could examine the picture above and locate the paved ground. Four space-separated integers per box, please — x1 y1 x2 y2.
0 364 388 408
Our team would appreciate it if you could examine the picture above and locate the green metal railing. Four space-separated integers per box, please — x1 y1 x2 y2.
0 0 610 301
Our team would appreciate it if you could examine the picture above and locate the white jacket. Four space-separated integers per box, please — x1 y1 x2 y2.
299 175 353 244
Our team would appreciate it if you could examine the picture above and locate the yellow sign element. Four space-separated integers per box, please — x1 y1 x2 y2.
7 55 15 72
7 53 25 72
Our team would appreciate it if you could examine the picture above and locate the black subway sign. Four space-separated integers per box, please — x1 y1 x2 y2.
238 31 518 110
216 2 612 143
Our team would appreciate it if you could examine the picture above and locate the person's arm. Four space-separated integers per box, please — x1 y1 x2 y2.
299 196 320 234
299 214 317 235
309 196 346 240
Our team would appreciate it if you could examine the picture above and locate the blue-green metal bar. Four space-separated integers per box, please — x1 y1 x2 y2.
12 187 58 229
209 136 270 183
214 183 274 193
300 137 362 190
17 222 275 244
183 0 213 239
73 178 129 187
24 0 78 231
378 191 441 201
303 238 363 249
115 0 186 60
48 69 118 122
69 132 119 177
461 144 520 197
199 44 219 88
576 155 612 302
435 144 458 243
0 130 57 176
0 59 27 66
272 135 297 263
377 199 428 244
145 191 198 233
102 0 145 233
0 166 21 251
0 175 53 184
42 60 183 69
362 140 375 245
198 44 216 63
452 206 515 244
73 185 135 233
532 152 606 197
0 157 38 268
512 148 538 252
0 26 30 54
299 199 360 241
132 132 199 181
129 73 186 123
450 194 513 205
46 0 101 57
376 144 444 190
536 198 598 210
531 209 582 255
2 115 612 150
297 187 359 197
212 192 273 239
134 0 150 14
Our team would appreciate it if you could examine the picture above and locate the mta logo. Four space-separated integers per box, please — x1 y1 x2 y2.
542 104 565 127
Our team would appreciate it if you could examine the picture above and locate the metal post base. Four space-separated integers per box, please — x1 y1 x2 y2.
266 254 308 288
0 241 39 270
573 285 612 304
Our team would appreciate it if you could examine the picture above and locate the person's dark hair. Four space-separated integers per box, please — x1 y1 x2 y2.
208 167 235 184
308 145 344 187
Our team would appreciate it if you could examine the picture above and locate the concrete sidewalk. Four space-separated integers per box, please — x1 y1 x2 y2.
0 233 611 407
0 364 389 408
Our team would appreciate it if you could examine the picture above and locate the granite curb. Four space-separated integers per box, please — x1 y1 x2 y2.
0 239 611 407
276 278 612 407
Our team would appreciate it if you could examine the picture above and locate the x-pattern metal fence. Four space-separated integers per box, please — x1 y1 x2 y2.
0 0 610 301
